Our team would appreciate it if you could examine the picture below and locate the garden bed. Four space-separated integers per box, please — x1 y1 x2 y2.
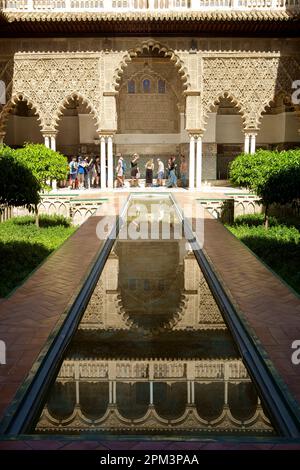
226 214 300 295
0 215 76 297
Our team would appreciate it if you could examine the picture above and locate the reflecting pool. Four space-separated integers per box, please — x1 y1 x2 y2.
32 196 275 436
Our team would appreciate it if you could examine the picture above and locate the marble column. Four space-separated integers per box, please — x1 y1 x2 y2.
189 135 195 190
100 136 107 189
244 132 250 154
250 133 257 155
107 135 114 189
196 135 203 190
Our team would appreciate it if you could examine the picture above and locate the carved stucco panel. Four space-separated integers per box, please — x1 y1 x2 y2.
11 54 103 131
202 56 300 130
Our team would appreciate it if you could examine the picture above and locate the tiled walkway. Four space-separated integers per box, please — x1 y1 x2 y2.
0 194 126 422
174 193 300 415
0 191 300 449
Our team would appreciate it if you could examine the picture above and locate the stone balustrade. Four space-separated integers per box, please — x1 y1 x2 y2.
1 0 299 12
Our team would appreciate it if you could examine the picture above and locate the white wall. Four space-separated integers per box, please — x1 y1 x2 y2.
4 112 300 148
203 113 216 142
215 115 244 144
57 116 79 146
257 113 285 144
5 115 43 146
78 114 98 144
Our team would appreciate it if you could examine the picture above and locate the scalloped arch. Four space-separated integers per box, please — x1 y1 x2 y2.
51 92 101 131
0 93 43 132
119 68 182 102
256 90 300 129
203 92 247 131
112 40 191 92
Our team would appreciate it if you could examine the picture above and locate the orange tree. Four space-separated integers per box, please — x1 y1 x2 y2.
0 147 41 219
14 143 68 226
230 149 300 228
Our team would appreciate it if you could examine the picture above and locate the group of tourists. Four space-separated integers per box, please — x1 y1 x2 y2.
115 153 188 189
68 155 101 190
67 153 188 190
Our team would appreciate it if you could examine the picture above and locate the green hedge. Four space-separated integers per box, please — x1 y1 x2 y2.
226 214 300 294
0 215 76 297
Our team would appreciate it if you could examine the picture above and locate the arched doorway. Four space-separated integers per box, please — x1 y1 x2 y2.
204 95 244 181
257 93 300 151
115 48 186 182
2 98 43 148
55 95 99 158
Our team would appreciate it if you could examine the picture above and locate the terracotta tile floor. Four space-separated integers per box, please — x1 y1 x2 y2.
174 193 300 410
0 195 127 422
1 191 300 450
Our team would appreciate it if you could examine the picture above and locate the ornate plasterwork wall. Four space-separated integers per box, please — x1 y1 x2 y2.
0 37 300 137
201 55 300 131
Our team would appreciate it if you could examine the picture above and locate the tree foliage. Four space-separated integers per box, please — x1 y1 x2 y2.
0 149 41 210
14 143 68 191
229 149 300 227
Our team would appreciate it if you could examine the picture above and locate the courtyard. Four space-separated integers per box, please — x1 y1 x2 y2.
0 0 300 459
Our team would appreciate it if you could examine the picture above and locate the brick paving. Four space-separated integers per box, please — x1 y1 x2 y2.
1 191 300 450
174 192 300 412
0 194 126 423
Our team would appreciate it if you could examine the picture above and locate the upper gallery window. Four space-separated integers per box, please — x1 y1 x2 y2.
142 79 151 94
128 80 136 94
158 79 166 94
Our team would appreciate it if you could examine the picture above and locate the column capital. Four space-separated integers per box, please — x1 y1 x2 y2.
41 130 57 139
187 129 204 139
244 129 259 136
98 130 117 138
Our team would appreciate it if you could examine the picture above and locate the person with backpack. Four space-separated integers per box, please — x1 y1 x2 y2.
69 156 78 190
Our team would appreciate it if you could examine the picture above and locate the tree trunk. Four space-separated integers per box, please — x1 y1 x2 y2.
264 203 269 229
35 204 39 228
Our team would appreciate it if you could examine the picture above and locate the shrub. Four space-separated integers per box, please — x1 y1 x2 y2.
230 149 300 228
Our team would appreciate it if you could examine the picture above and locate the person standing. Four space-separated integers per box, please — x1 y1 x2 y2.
157 158 165 186
166 156 177 188
115 154 124 188
145 158 154 187
77 156 86 190
180 154 188 188
95 157 101 187
122 157 127 186
69 157 78 190
130 153 139 187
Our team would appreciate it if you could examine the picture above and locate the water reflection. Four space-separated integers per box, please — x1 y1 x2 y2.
34 198 275 436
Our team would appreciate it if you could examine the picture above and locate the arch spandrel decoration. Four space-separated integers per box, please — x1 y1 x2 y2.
201 56 300 131
11 54 102 132
0 92 43 133
110 40 192 94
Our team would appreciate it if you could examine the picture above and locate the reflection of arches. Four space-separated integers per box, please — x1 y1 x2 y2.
112 40 191 91
80 382 109 420
153 382 187 420
194 383 224 421
228 382 258 422
47 382 76 420
117 382 149 419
